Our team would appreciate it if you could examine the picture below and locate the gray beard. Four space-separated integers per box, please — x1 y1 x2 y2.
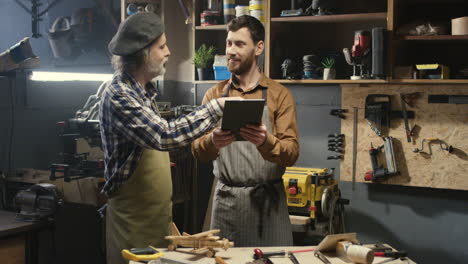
146 61 165 78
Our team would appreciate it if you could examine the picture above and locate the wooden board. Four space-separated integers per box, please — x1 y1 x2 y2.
340 84 468 190
153 246 415 264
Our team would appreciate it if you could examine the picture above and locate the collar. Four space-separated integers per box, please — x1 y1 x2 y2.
228 72 268 93
120 71 158 100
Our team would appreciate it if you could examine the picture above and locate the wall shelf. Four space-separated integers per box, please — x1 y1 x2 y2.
399 35 468 41
195 25 226 31
390 79 468 84
270 12 387 23
275 79 387 84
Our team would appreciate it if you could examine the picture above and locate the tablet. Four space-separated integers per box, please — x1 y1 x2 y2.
221 99 265 140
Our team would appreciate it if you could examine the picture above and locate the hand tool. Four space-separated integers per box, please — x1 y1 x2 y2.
374 251 407 258
288 252 300 264
401 92 421 107
328 148 343 153
253 248 285 259
413 138 454 155
328 145 343 150
327 155 342 160
253 248 316 260
400 93 412 143
352 107 358 190
364 137 399 182
330 109 347 119
365 94 391 136
122 246 163 262
314 251 331 264
372 244 408 258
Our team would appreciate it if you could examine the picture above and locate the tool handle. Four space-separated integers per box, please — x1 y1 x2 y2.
288 253 300 264
369 148 379 170
253 248 285 259
263 250 286 257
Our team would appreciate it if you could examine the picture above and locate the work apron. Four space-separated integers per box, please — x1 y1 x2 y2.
106 106 172 264
211 87 293 247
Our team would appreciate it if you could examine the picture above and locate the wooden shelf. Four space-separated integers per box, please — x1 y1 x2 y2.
399 35 468 41
195 25 226 31
390 79 468 84
271 12 387 23
275 79 388 84
273 79 468 84
194 79 468 84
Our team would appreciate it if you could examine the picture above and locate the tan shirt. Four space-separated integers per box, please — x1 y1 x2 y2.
192 74 299 167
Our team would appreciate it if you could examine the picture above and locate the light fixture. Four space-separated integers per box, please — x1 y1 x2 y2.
30 71 113 82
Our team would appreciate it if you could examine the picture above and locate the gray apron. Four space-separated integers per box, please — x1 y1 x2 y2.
210 86 293 247
106 99 172 264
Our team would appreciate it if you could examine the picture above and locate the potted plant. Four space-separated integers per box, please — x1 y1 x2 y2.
193 44 216 80
321 57 336 80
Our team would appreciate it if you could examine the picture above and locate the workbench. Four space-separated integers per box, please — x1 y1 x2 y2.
0 210 54 264
150 246 416 264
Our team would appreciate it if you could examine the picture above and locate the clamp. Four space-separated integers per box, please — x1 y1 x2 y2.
330 109 347 119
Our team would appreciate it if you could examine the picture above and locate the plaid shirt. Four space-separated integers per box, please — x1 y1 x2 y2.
99 72 222 196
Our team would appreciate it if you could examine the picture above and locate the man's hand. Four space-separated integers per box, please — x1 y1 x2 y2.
216 96 243 109
239 124 267 146
211 127 236 149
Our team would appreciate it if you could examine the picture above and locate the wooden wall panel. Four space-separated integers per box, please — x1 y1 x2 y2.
340 84 468 190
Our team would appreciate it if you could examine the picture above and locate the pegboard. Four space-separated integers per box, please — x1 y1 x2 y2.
340 84 468 190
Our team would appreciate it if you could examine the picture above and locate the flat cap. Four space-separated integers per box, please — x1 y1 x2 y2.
108 12 164 56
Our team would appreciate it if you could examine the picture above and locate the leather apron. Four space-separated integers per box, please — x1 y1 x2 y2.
106 102 172 264
210 86 293 247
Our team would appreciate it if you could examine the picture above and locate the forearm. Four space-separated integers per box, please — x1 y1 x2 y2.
192 132 219 162
257 133 299 167
114 97 222 151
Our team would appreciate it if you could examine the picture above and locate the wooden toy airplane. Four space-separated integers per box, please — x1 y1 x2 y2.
165 222 234 257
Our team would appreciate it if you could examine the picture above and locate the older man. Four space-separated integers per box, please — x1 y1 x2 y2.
100 12 238 264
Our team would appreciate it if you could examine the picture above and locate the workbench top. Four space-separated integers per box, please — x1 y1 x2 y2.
0 210 53 238
153 246 416 264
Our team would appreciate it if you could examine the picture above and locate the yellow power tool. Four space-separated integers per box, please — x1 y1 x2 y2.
283 167 348 234
282 167 337 220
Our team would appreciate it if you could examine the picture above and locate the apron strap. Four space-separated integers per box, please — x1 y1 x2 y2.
219 177 282 237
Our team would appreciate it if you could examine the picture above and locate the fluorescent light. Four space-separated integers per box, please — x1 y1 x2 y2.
30 71 113 82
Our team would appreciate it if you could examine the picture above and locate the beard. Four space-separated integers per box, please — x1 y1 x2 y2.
227 50 255 75
145 59 166 78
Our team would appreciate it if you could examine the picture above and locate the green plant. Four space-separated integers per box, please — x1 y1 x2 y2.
193 44 216 69
321 57 335 68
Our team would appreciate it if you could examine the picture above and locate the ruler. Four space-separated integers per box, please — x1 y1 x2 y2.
352 107 358 190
